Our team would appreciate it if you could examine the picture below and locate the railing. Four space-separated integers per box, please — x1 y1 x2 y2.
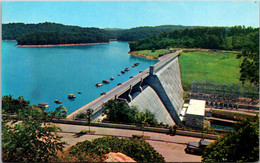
152 50 182 73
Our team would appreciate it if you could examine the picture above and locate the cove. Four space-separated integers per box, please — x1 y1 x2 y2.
2 41 158 114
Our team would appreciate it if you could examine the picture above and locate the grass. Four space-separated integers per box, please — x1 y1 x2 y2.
135 49 171 59
212 109 258 121
179 51 243 91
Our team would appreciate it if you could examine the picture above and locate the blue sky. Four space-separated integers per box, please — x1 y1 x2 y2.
2 1 259 28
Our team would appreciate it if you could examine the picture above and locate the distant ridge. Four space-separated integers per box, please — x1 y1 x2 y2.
3 22 210 43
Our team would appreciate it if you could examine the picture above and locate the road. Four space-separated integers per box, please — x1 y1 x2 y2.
67 50 182 119
54 123 211 162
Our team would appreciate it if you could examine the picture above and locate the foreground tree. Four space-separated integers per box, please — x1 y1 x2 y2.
2 96 67 162
202 117 259 162
2 95 30 114
2 113 66 162
66 136 165 162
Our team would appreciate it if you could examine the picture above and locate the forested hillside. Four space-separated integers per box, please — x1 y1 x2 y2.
3 22 202 44
3 22 109 45
129 26 258 51
106 25 201 41
16 30 109 45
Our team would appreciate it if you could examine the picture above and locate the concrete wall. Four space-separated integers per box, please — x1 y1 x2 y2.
148 57 184 125
185 114 205 128
53 119 219 140
156 57 184 115
129 85 175 126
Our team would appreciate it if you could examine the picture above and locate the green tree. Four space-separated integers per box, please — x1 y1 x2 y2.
102 100 138 123
86 108 93 132
67 136 165 162
2 95 30 114
2 113 66 162
135 109 158 136
202 118 259 162
2 96 67 162
54 105 68 120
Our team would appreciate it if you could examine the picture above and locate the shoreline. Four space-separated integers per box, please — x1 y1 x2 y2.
16 42 109 47
128 52 158 60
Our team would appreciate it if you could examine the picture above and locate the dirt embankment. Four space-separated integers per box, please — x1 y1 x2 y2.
105 152 136 162
128 52 158 60
16 42 109 47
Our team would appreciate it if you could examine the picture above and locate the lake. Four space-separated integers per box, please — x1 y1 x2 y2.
2 41 157 114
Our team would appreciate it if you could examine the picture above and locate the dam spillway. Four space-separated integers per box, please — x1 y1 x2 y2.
67 50 184 125
129 85 175 126
146 56 184 125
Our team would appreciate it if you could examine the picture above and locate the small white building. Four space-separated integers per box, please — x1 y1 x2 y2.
185 99 206 128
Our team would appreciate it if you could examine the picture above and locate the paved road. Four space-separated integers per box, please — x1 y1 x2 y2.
54 123 211 162
67 50 182 119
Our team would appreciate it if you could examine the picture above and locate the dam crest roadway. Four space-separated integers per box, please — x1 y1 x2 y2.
67 50 184 125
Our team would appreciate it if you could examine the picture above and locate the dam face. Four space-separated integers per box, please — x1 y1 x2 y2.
129 85 175 126
128 53 184 125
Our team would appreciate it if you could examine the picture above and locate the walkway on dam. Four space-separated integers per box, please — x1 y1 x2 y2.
67 50 182 119
54 123 209 162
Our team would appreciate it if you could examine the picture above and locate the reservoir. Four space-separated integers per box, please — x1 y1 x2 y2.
2 41 158 113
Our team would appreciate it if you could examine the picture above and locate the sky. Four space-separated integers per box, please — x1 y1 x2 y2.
2 1 259 28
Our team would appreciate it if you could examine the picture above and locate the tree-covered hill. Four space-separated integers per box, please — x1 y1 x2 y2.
129 26 258 51
3 22 109 45
16 29 109 45
3 22 87 40
105 25 202 41
2 22 205 43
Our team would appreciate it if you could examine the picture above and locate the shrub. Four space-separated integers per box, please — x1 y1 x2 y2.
66 136 165 162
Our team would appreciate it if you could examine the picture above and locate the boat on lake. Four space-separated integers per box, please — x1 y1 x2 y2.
96 83 103 87
54 100 62 104
132 63 139 67
110 77 114 80
121 70 125 74
102 80 110 84
125 68 130 71
68 94 76 99
38 102 49 108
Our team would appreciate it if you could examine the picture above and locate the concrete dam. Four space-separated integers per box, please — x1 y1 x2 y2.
67 50 184 125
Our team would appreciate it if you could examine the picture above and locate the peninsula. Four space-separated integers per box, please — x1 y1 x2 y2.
16 30 109 46
3 22 109 46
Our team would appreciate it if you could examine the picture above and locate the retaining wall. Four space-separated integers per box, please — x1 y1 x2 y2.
53 119 219 140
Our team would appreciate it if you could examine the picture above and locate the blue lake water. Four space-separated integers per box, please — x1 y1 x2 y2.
211 123 234 131
2 41 157 114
